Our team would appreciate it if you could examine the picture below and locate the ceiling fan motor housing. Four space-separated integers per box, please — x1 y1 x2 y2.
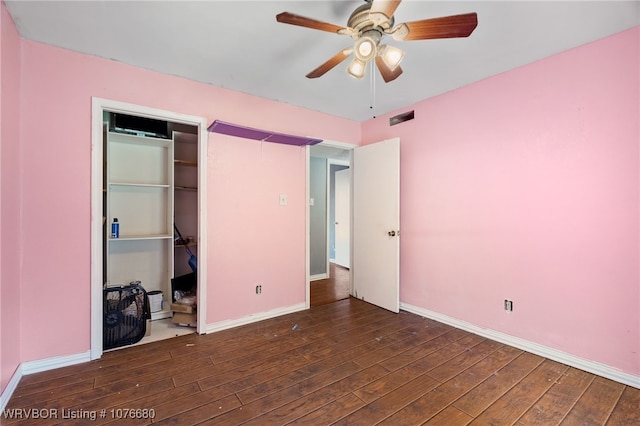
347 2 394 39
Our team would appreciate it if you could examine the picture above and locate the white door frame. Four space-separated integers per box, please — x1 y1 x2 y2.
327 159 349 269
306 140 356 308
90 97 208 359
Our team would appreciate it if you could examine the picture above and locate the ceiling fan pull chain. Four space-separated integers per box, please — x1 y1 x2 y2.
370 60 376 112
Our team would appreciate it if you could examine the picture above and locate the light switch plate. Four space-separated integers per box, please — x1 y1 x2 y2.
279 194 288 206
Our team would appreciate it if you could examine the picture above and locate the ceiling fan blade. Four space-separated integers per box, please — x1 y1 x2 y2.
306 49 353 79
369 0 403 19
375 56 403 83
276 12 347 34
394 12 478 41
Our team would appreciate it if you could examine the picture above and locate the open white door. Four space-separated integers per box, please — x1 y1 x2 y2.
352 138 400 313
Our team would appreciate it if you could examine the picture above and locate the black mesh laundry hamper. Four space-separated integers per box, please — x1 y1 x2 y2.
103 283 150 350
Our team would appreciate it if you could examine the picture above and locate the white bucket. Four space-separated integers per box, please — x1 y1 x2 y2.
148 291 163 313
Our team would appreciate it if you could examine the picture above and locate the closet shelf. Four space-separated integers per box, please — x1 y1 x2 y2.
174 159 197 167
175 186 197 192
109 131 172 147
174 242 197 248
150 309 172 321
208 120 322 146
109 182 170 188
109 234 173 241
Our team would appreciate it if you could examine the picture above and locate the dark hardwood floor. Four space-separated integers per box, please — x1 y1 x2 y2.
310 263 350 307
3 297 639 425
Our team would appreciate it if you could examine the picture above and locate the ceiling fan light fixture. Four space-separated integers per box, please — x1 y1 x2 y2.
354 36 377 62
378 44 405 71
276 3 479 83
347 58 367 79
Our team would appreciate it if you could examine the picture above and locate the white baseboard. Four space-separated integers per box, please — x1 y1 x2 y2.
0 364 23 412
21 351 91 376
0 351 91 412
400 302 640 389
205 303 307 334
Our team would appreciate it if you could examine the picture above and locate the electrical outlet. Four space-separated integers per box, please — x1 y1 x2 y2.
504 299 513 311
256 285 262 294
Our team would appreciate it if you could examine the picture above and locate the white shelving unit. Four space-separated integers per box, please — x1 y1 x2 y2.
105 131 174 320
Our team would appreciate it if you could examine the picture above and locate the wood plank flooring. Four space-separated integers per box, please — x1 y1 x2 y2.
310 263 350 307
3 297 639 425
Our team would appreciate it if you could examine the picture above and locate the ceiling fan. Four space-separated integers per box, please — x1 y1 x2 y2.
276 0 478 83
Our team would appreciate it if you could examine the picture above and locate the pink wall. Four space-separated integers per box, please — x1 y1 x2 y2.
16 39 359 362
207 135 307 321
0 1 22 393
363 28 640 376
3 1 638 391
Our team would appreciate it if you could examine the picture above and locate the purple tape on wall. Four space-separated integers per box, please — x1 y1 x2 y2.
207 120 322 146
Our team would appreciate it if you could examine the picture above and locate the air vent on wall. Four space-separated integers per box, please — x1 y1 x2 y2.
389 110 415 126
208 120 322 146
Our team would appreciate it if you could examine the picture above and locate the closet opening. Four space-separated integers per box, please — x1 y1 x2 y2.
91 98 208 358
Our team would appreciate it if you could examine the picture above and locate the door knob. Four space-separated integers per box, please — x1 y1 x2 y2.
388 230 396 237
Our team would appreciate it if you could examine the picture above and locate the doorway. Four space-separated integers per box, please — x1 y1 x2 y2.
90 98 208 359
309 142 353 306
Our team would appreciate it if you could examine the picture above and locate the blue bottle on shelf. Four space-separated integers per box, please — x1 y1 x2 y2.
111 218 119 238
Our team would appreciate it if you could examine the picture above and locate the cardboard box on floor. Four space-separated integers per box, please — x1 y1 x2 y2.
171 302 194 314
171 302 196 326
172 312 196 326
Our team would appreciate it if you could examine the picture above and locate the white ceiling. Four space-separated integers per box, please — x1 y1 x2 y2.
6 1 639 122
